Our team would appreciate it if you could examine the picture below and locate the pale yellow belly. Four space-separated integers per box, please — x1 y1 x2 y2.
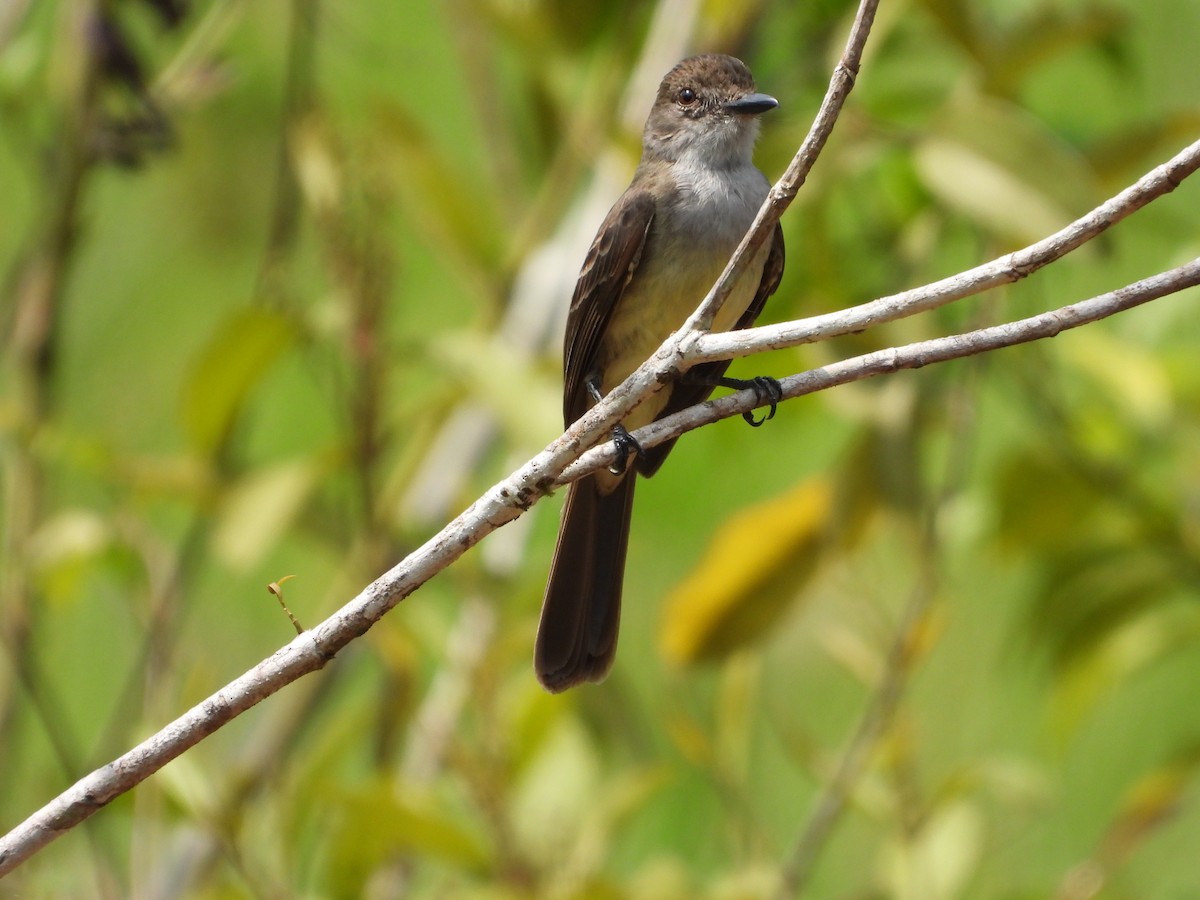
596 239 770 434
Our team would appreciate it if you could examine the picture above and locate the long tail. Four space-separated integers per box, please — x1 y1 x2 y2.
535 474 636 692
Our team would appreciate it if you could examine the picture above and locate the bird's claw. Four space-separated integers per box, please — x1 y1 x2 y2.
608 424 646 474
739 376 783 427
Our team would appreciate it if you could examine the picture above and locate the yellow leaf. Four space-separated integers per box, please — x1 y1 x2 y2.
431 330 562 447
659 478 833 665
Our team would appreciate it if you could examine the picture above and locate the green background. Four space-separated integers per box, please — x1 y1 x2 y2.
2 0 1200 896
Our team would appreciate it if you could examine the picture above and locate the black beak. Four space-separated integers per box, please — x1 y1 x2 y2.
724 92 778 115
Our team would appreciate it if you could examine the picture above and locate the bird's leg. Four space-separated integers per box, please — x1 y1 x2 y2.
587 378 645 475
683 372 783 427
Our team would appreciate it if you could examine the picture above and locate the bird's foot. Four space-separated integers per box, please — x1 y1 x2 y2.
718 375 783 426
608 424 645 475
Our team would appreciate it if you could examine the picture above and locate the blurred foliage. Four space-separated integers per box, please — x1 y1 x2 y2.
1 0 1200 896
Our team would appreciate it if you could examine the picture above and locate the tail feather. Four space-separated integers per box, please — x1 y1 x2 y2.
535 475 636 692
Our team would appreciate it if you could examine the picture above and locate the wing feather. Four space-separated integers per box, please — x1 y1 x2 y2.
562 189 656 425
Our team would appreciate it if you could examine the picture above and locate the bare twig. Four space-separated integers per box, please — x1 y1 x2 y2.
776 575 931 898
2 242 1195 882
560 258 1200 481
687 137 1200 365
686 0 880 333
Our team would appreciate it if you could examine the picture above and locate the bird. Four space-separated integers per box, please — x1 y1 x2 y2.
535 54 785 692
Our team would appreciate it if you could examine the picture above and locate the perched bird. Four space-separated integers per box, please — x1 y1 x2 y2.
536 54 785 692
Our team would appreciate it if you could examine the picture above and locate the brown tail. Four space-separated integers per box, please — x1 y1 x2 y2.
535 474 636 692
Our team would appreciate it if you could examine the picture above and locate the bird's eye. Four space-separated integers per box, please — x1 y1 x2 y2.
677 87 697 105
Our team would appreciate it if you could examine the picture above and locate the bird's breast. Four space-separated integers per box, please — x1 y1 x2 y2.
597 163 771 432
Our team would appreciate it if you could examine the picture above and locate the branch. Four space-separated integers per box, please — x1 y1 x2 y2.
686 0 880 332
557 257 1200 483
3 245 1195 883
687 136 1200 364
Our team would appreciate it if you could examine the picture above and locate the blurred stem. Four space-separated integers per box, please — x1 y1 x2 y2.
4 8 100 413
441 0 522 224
0 0 98 794
329 179 393 539
0 0 121 894
256 0 319 303
776 361 984 897
776 573 933 897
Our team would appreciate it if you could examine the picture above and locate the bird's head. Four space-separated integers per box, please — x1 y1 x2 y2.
643 54 778 168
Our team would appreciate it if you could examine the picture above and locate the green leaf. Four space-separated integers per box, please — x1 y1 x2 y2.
914 93 1099 244
1048 604 1200 737
430 329 561 448
1027 538 1187 678
327 781 491 892
211 456 324 571
181 308 297 455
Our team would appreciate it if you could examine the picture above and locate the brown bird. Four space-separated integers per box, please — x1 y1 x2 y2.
535 54 785 692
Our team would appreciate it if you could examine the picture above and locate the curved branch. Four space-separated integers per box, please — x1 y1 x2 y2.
562 258 1200 482
687 0 880 332
688 136 1200 364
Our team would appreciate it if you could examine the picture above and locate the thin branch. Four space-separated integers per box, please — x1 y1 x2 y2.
686 0 880 333
687 136 1200 364
776 570 931 898
563 258 1200 483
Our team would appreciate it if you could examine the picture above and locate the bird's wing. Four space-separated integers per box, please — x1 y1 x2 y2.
562 187 656 425
637 221 786 477
734 220 786 332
